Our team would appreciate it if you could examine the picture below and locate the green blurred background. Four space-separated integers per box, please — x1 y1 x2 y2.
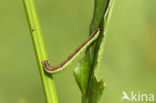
0 0 156 103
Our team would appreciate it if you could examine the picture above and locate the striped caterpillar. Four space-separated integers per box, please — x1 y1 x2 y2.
42 28 100 73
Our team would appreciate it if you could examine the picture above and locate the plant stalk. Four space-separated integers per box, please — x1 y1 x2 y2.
23 0 58 103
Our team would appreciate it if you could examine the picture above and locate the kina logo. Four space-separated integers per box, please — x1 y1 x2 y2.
121 91 155 102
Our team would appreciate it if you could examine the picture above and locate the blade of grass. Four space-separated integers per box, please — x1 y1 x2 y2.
23 0 58 103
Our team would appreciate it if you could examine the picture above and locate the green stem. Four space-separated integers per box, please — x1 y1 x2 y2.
82 93 88 103
23 0 58 103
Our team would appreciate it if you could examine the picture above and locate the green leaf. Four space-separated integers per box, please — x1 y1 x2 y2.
94 0 115 78
74 54 91 93
88 77 106 103
74 0 114 103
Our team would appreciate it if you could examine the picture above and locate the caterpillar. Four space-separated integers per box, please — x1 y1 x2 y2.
42 28 100 73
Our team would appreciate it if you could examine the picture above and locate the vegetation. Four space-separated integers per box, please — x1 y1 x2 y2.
24 0 114 103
